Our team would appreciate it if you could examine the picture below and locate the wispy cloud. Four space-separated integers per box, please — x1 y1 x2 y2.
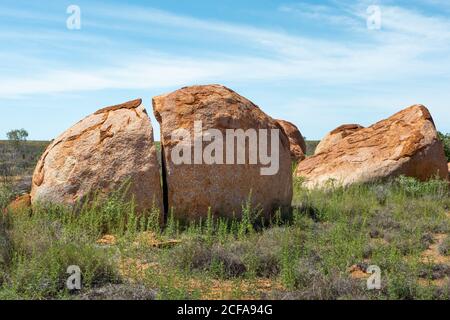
278 2 362 30
1 1 449 98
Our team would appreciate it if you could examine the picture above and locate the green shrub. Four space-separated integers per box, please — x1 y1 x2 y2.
439 236 450 256
0 184 14 210
438 132 450 162
0 205 122 299
238 192 260 239
395 176 448 198
1 174 449 300
170 227 288 280
280 239 299 289
0 189 147 298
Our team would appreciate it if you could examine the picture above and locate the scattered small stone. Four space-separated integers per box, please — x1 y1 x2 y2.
96 235 117 246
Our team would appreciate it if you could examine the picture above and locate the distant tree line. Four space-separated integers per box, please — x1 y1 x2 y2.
0 129 448 185
7 129 29 146
439 132 450 162
0 129 29 183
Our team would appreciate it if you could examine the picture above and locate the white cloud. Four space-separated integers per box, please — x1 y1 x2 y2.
350 4 450 43
278 2 362 30
0 2 449 103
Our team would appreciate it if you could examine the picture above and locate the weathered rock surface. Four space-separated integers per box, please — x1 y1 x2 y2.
30 99 163 213
276 119 306 162
315 124 364 155
153 84 292 220
295 105 448 188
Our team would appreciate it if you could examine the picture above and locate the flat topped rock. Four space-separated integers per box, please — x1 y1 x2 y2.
94 99 143 115
295 104 448 188
31 99 163 215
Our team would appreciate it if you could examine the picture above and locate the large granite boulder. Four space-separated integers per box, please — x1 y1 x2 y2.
153 84 292 220
295 105 448 188
30 99 163 214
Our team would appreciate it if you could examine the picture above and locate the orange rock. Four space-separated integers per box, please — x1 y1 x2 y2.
153 84 292 220
276 119 306 162
315 124 364 155
348 264 370 280
30 99 163 214
295 105 448 188
4 194 31 214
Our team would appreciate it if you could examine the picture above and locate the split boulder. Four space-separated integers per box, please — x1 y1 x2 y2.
153 84 292 220
30 99 163 214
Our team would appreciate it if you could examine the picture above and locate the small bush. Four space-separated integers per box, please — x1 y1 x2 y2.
395 176 448 198
439 236 450 256
0 190 143 298
419 264 450 280
171 227 288 279
275 261 368 300
386 271 420 300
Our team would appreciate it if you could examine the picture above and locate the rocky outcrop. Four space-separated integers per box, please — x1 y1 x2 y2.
315 124 364 155
295 105 448 188
276 119 306 162
30 99 163 214
153 84 292 221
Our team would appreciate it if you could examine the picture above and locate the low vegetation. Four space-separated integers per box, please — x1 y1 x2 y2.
0 175 449 300
1 130 448 300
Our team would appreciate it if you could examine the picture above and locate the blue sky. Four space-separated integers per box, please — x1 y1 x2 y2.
0 0 449 141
